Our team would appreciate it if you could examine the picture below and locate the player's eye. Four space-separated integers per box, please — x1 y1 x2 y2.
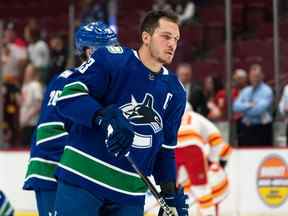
161 35 171 40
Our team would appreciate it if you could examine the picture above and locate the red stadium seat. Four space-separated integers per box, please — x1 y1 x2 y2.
232 4 244 27
204 23 225 49
181 24 204 50
199 6 225 25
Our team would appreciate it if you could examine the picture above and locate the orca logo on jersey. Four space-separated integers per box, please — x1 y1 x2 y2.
121 93 163 133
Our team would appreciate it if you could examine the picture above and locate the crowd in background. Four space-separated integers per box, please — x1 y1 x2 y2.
1 20 68 148
0 0 288 148
176 62 288 147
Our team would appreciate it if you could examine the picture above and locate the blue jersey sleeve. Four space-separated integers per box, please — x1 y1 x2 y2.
162 91 186 149
56 47 116 128
153 77 186 184
153 148 176 184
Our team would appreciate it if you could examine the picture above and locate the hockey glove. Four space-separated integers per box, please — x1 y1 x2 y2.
158 187 189 216
94 105 134 158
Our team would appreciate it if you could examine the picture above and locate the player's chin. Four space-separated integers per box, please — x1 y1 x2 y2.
161 56 173 64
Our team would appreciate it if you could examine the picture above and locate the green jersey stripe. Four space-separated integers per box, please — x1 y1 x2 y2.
58 92 88 101
25 158 58 182
60 147 147 195
36 122 68 145
58 81 89 101
64 81 89 91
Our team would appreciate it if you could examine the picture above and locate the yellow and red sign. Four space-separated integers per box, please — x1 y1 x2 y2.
257 155 288 207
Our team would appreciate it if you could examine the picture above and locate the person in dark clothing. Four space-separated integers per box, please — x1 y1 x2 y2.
2 81 20 147
176 62 209 117
48 34 68 83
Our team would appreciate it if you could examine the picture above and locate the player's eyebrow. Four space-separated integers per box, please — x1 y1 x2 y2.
159 31 180 40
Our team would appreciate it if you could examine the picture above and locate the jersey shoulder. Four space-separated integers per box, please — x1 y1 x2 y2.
79 46 132 75
91 46 131 62
163 69 186 97
49 69 74 89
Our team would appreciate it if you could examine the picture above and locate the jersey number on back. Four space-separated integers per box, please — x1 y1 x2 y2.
48 90 62 106
78 58 95 74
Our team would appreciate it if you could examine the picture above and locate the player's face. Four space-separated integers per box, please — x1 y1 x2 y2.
149 18 180 65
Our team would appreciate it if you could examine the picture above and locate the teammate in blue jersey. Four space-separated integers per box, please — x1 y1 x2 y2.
0 190 14 216
22 22 118 216
54 10 188 216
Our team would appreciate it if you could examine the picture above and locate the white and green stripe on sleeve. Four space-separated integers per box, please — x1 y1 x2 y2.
36 122 68 145
58 81 89 101
24 158 58 183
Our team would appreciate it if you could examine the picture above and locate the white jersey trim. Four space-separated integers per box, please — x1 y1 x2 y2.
24 174 57 183
38 121 65 128
161 144 177 149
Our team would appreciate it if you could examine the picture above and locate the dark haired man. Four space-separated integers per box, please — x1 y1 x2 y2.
54 10 188 216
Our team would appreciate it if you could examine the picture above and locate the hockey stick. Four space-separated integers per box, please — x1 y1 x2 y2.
106 126 175 215
125 154 176 216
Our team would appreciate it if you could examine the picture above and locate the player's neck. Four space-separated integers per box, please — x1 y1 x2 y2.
138 47 162 73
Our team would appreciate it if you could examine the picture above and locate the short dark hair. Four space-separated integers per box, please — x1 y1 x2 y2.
140 10 179 36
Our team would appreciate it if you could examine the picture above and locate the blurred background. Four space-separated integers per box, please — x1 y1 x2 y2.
1 0 288 149
0 0 288 215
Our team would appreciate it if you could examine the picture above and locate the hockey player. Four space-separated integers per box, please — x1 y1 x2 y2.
54 10 188 216
0 190 14 216
176 103 231 216
23 22 118 216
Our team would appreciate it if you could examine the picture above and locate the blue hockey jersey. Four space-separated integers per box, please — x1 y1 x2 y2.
23 70 74 191
56 47 186 205
0 190 14 216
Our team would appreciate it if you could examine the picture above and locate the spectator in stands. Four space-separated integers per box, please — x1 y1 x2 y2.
233 68 248 93
279 83 288 146
232 69 248 144
212 68 248 120
2 79 20 148
24 21 50 84
203 75 223 120
1 22 28 84
1 45 19 84
176 62 209 117
48 33 68 83
19 63 43 147
233 64 273 146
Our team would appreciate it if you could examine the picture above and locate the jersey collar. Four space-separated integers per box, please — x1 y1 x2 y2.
132 50 169 75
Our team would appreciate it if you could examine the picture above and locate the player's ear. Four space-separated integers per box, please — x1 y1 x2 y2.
85 48 92 58
142 31 151 46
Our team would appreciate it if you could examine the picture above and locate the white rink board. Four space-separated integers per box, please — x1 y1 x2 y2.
0 151 37 211
1 148 288 215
